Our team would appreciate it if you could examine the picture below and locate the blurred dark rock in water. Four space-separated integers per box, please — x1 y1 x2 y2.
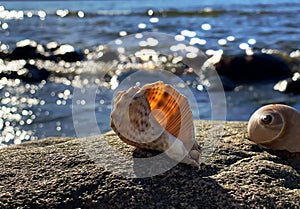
1 39 298 92
55 50 84 62
116 70 137 83
0 63 50 83
274 72 300 94
217 75 237 91
0 51 9 60
215 53 292 85
9 40 54 61
22 63 50 82
45 41 60 52
261 49 300 73
52 44 85 62
97 51 119 62
5 40 84 62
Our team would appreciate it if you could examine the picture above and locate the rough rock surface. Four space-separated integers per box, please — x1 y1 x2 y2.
0 121 299 209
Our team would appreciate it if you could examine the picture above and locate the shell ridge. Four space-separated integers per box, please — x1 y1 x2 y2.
248 104 300 152
110 81 201 167
111 85 164 146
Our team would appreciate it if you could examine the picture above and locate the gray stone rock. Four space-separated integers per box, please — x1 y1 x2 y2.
0 121 299 209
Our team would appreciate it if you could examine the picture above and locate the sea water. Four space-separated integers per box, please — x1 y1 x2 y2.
0 0 299 145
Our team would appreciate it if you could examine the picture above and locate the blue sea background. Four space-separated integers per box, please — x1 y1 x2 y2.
0 0 300 146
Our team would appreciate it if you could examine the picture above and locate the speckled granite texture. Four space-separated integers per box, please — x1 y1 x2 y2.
0 121 299 209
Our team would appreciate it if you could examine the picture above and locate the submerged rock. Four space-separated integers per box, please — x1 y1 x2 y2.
52 44 84 62
274 72 300 94
0 63 50 82
215 53 292 84
45 41 60 52
203 75 237 91
262 48 300 72
0 46 9 59
7 40 84 62
9 39 53 61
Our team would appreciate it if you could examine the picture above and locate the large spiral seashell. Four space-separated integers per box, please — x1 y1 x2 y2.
110 81 201 167
247 104 300 152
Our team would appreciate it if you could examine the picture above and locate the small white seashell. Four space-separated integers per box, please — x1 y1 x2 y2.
110 81 201 167
247 104 300 152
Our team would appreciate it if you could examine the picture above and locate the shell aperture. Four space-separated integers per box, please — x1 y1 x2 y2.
110 81 201 167
247 104 300 152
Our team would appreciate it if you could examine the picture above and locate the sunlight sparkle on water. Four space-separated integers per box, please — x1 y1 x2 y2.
239 43 250 50
138 23 147 29
190 37 206 45
149 17 159 23
77 11 85 18
26 12 33 18
174 34 185 41
0 74 51 146
227 36 235 41
248 38 256 45
0 8 24 20
115 39 122 45
119 31 127 36
180 30 197 38
0 44 8 51
37 10 46 20
1 22 8 30
56 9 69 17
146 37 158 46
147 9 154 16
290 50 300 58
218 39 227 46
201 23 212 31
205 49 217 56
170 43 186 52
135 33 143 39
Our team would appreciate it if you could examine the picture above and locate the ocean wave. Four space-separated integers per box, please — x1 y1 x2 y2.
1 6 300 20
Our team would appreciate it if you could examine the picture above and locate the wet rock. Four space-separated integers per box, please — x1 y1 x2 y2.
215 53 292 84
22 63 50 82
0 121 299 208
45 41 60 52
159 54 191 75
0 63 50 82
274 72 300 94
57 51 84 62
0 51 9 59
53 44 84 62
115 69 137 83
262 48 300 72
0 44 9 59
8 40 84 62
204 75 237 91
97 50 119 62
9 39 53 61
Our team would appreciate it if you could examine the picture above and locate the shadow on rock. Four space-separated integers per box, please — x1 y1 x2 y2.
264 149 300 174
131 148 240 208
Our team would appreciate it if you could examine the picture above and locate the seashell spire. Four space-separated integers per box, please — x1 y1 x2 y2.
247 104 300 152
110 81 201 167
